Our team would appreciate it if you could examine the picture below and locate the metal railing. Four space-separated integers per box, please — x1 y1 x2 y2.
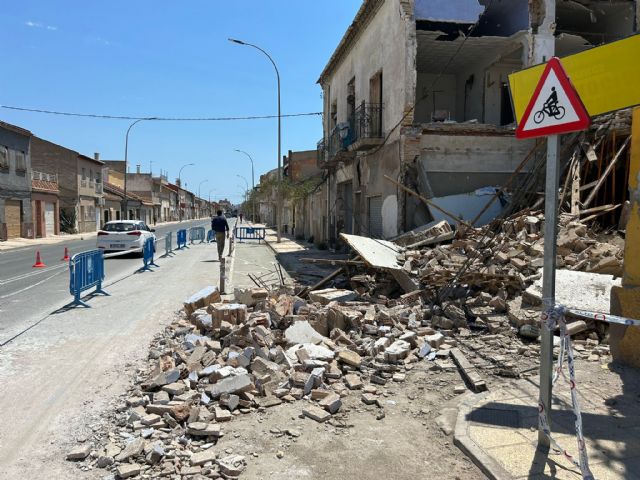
352 103 383 141
189 226 206 244
234 226 266 243
139 237 159 272
68 250 108 307
32 171 58 183
164 232 174 256
176 229 188 249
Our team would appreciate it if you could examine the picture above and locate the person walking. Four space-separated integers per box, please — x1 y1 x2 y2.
239 213 243 224
211 210 230 260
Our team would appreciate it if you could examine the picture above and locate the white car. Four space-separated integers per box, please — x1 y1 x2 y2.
97 220 156 254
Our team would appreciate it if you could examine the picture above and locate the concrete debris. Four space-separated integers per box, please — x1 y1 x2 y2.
78 213 620 478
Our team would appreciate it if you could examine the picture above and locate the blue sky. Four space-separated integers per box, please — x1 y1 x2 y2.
0 1 360 203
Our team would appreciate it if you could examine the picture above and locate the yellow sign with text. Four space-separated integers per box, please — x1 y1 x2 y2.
509 34 640 123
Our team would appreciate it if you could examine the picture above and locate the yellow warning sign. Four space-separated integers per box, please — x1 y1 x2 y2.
509 34 640 123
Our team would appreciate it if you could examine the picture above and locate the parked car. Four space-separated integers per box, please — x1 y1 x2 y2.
97 220 156 254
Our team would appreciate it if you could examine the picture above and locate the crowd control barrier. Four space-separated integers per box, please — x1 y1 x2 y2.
234 226 266 243
207 229 215 243
189 226 206 244
176 229 187 249
140 237 159 272
69 250 109 307
164 232 174 257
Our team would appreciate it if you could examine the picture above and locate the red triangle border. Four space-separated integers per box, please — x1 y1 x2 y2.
515 57 591 139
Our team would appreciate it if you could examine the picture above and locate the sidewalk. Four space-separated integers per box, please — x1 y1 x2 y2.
258 226 351 286
455 361 640 479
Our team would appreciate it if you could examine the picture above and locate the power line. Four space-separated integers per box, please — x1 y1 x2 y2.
0 105 321 121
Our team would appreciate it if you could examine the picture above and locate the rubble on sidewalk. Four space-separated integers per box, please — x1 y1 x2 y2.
71 209 620 478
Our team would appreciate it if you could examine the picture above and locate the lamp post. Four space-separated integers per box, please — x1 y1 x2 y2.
123 117 156 220
234 149 255 221
229 38 281 242
237 175 249 222
208 188 216 217
198 179 208 219
178 162 194 222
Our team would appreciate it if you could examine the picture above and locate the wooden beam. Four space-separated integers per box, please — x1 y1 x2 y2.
570 156 582 215
583 136 631 208
383 175 469 226
450 348 487 392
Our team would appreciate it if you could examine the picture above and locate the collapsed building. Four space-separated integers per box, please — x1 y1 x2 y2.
306 0 638 245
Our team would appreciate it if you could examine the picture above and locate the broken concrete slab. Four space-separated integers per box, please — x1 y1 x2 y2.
524 269 621 312
184 286 221 317
302 405 331 422
284 320 327 345
308 288 357 306
66 444 92 461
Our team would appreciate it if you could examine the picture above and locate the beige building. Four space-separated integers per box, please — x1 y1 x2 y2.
316 0 636 244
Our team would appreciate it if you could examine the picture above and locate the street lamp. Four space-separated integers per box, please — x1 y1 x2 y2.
229 38 281 242
123 117 157 220
198 179 208 219
178 162 195 221
234 149 255 221
208 188 216 217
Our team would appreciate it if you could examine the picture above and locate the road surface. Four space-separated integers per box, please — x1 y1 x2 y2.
0 219 210 345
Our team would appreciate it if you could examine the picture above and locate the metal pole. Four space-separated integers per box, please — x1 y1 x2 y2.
234 149 255 222
123 119 150 220
533 0 557 450
539 135 559 447
178 163 194 222
228 38 281 240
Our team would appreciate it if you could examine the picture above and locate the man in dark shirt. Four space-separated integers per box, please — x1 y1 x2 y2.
211 210 230 260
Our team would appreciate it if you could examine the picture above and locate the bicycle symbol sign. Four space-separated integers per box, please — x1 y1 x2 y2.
515 57 590 139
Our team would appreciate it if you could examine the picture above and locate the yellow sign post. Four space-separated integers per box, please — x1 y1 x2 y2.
509 34 640 122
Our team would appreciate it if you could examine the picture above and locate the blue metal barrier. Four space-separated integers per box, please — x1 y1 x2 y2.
176 229 187 249
189 226 206 244
207 229 215 243
234 226 266 243
69 250 109 307
164 232 174 256
140 237 159 272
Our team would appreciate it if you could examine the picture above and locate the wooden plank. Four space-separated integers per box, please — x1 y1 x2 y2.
405 231 455 249
450 348 487 393
570 156 581 215
299 258 365 266
383 175 469 226
583 137 631 208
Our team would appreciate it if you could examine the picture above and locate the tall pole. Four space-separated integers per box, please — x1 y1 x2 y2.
123 117 156 220
198 179 208 219
178 162 194 222
209 188 216 217
229 38 281 241
234 149 255 222
532 0 557 451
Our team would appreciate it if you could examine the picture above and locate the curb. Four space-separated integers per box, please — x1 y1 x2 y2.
453 392 514 480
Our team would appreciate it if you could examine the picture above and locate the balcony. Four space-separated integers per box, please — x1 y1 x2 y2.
95 182 103 195
317 125 356 168
347 103 384 151
317 103 384 167
31 171 58 183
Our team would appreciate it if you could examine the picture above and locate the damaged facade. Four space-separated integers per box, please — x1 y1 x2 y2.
312 0 637 245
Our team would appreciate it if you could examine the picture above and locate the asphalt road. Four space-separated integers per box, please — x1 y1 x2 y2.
0 218 213 344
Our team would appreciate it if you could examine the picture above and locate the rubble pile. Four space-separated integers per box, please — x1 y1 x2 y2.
66 213 621 478
353 211 622 345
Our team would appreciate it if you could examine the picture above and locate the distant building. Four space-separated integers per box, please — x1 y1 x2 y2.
0 121 34 240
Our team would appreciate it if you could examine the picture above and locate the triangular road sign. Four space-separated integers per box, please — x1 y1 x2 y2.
515 57 590 139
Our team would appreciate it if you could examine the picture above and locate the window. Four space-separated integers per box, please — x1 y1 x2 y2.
0 146 8 170
90 169 94 186
15 151 26 172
